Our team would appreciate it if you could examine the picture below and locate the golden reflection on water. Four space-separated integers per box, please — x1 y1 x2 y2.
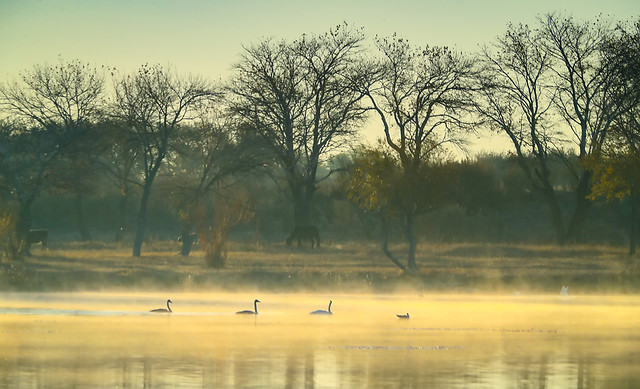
1 292 639 388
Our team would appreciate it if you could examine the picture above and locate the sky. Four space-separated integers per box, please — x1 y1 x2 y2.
1 0 639 154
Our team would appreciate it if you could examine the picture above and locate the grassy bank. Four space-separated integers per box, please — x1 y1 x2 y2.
1 240 638 294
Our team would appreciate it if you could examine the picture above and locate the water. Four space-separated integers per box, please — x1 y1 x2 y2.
1 292 639 388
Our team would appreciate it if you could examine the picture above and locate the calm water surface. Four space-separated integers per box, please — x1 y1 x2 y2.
1 292 639 388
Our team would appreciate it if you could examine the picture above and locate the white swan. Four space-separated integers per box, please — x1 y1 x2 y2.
150 299 172 313
310 300 333 315
237 299 260 315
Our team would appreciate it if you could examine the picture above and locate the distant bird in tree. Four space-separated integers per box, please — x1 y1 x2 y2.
150 299 173 313
397 313 410 319
310 300 333 315
237 299 260 315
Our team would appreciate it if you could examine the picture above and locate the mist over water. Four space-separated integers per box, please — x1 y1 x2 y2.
1 292 639 388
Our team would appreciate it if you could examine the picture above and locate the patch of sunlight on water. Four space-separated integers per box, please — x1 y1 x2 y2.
1 292 639 388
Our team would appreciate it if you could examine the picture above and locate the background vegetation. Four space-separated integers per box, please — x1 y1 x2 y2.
0 13 639 291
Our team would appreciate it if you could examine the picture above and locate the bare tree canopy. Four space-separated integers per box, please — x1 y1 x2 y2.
112 64 217 257
360 35 477 273
227 24 369 227
0 58 106 258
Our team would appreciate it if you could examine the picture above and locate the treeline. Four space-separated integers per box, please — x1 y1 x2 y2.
1 13 639 272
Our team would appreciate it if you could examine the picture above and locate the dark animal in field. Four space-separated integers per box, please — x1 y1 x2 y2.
178 232 199 256
177 232 199 244
285 226 320 248
27 229 48 249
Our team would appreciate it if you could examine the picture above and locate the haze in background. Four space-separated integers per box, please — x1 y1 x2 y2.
1 0 638 154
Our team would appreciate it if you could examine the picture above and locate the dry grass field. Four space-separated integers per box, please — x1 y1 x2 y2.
1 239 638 294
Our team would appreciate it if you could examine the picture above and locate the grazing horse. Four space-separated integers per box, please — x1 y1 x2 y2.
285 226 320 248
27 229 49 249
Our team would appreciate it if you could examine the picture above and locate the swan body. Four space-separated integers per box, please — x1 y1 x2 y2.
150 299 173 313
397 313 410 319
237 299 260 315
310 300 333 315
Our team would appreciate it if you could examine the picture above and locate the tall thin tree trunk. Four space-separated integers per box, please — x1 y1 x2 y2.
115 192 128 242
132 183 152 257
74 194 92 241
380 215 407 272
565 170 592 242
630 192 637 256
539 186 566 245
15 201 33 259
292 181 313 227
403 214 419 274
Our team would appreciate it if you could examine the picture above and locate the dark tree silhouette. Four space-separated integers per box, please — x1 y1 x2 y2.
227 24 369 230
358 36 476 273
112 64 215 257
0 58 105 257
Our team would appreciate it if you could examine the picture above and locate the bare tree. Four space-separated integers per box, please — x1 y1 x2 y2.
540 13 640 241
112 64 216 257
474 23 568 243
95 119 140 242
588 19 640 255
0 58 105 257
361 36 476 273
164 108 265 258
227 24 369 231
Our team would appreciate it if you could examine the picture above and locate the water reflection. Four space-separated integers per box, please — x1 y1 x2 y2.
0 292 638 388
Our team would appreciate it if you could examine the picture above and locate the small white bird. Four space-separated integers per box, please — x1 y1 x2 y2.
561 286 569 296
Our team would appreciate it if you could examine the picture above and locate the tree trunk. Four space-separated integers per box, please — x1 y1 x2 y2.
14 202 33 260
74 194 92 241
403 214 419 274
115 192 128 242
180 227 195 257
380 215 407 272
132 182 152 257
565 170 592 242
630 193 637 256
539 185 566 245
291 180 314 227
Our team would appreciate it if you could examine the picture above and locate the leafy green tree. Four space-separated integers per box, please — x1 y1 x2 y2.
345 143 455 273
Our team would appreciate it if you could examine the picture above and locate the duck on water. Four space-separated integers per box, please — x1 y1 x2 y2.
237 299 260 315
150 299 173 313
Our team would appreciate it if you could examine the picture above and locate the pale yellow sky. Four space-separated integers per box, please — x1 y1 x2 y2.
1 0 638 155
